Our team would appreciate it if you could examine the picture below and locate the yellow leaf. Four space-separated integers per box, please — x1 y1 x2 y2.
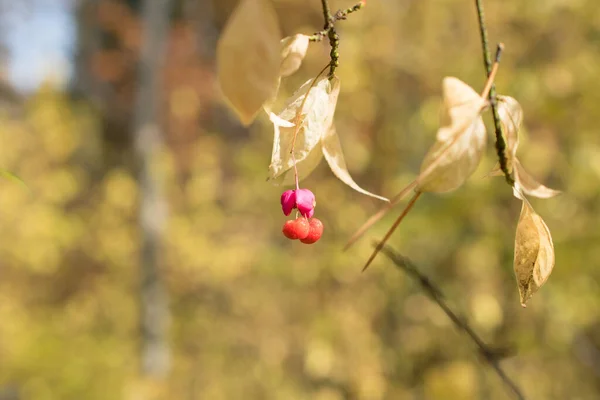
216 0 281 125
514 200 555 306
280 34 310 77
417 77 487 193
322 125 389 202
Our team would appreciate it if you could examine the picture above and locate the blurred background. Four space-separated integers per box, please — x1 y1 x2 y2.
0 0 598 399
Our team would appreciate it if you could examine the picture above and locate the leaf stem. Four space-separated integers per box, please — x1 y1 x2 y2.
344 180 418 250
361 191 421 272
378 246 526 400
475 0 514 186
480 43 503 100
289 64 330 190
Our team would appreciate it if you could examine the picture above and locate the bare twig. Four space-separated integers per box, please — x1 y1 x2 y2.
362 191 421 272
320 0 332 28
312 0 365 78
377 244 526 400
475 0 514 186
310 1 365 42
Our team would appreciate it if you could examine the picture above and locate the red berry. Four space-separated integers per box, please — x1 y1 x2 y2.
294 217 310 240
282 218 310 240
300 218 323 244
282 220 298 239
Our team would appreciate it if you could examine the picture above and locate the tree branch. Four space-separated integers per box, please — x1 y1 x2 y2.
310 1 365 42
377 244 526 400
475 0 514 186
320 0 332 29
313 0 365 78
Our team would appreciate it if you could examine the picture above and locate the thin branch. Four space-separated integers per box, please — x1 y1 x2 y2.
310 1 365 42
320 0 332 29
377 244 526 400
362 191 421 272
475 0 514 186
313 0 365 78
319 0 338 78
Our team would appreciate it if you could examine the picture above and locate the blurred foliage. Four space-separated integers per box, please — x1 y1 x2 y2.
0 0 600 399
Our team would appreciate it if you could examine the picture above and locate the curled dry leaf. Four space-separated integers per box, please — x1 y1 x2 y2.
280 34 310 77
216 0 281 126
264 34 310 124
270 145 324 186
268 77 340 181
514 200 555 306
495 96 561 200
268 77 388 201
417 77 487 193
322 125 389 202
497 95 522 166
513 159 561 200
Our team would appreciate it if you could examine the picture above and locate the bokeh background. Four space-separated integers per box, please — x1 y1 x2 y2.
0 0 598 399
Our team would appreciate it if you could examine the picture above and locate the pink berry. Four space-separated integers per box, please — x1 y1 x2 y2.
295 189 316 218
281 190 296 216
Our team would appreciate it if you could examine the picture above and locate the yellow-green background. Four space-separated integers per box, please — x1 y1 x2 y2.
0 0 598 399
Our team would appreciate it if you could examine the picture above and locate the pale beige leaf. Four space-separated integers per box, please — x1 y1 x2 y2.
216 0 281 125
485 162 503 178
322 125 389 202
497 95 522 164
437 77 486 141
514 200 555 306
269 145 324 185
513 158 561 200
417 77 487 193
280 34 310 77
263 77 285 125
268 77 340 181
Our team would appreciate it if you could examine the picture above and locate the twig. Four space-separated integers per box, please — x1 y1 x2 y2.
311 0 365 77
320 0 332 28
310 1 365 42
319 0 338 78
377 244 526 400
362 191 421 272
475 0 514 186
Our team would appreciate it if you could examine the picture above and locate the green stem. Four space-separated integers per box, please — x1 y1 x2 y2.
321 0 332 29
327 27 339 78
475 0 514 186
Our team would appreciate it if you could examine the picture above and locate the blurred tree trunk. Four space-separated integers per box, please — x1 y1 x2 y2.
133 0 172 378
72 0 100 100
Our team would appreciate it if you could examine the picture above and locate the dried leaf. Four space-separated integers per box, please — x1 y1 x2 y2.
497 95 522 163
514 200 555 306
322 125 389 202
216 0 281 125
513 158 561 200
417 77 487 193
268 77 340 181
280 34 310 77
493 96 561 199
269 145 324 186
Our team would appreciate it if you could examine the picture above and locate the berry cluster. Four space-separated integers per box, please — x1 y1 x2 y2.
280 189 323 244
